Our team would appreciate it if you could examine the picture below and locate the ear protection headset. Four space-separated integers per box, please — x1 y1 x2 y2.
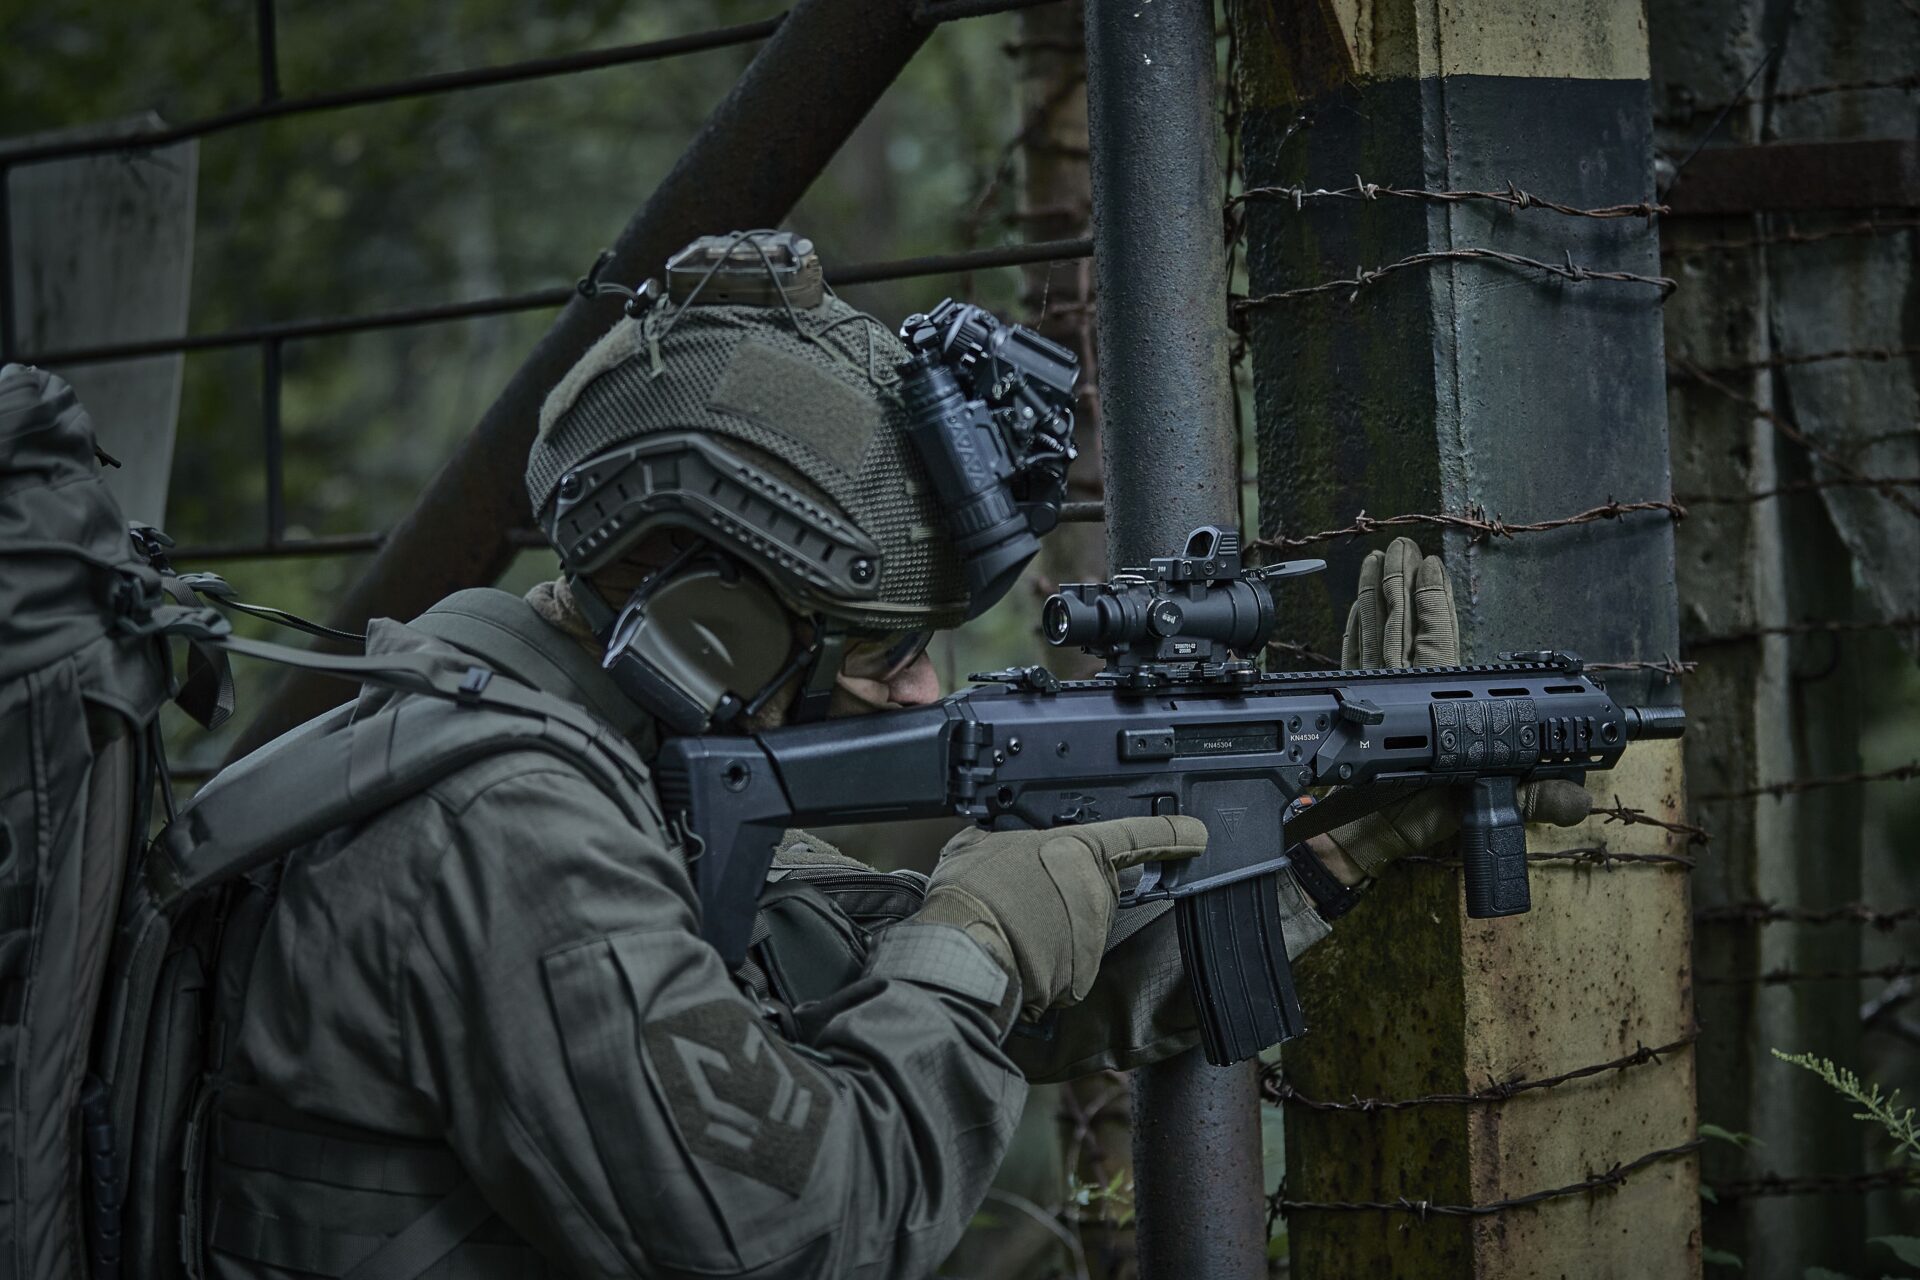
565 537 859 737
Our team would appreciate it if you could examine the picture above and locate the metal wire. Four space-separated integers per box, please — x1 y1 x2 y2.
1697 901 1920 929
1679 475 1920 502
1656 71 1920 127
0 17 789 169
1233 178 1666 221
1669 358 1920 519
1690 614 1920 648
1677 346 1920 377
1399 846 1699 872
1591 800 1712 846
1263 1032 1696 1113
1270 1140 1701 1221
1661 218 1920 255
1251 498 1686 553
1698 761 1920 802
1709 1168 1920 1200
8 239 1096 367
1699 961 1920 986
1233 248 1677 309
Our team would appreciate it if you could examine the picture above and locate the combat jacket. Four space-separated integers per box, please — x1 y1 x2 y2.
202 589 1026 1279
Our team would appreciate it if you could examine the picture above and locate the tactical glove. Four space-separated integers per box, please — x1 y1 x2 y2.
916 816 1206 1021
1322 536 1590 880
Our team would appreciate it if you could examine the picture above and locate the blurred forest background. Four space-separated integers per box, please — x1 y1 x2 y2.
3 3 1251 1274
0 0 1087 775
5 0 1919 1276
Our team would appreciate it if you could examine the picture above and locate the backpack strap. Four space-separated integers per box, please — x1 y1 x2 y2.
338 1180 493 1280
147 629 654 909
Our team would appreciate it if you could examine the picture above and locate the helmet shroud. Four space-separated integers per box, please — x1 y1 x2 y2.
529 296 970 634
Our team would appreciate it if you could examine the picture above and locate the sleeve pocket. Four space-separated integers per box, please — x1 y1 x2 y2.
542 929 840 1276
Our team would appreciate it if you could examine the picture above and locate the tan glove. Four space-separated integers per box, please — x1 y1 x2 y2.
1321 537 1589 882
915 816 1206 1020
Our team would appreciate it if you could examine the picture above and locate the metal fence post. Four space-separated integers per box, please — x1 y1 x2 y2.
1083 2 1267 1276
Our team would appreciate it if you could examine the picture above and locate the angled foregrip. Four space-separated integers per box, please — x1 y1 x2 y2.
1460 776 1530 918
1173 872 1308 1065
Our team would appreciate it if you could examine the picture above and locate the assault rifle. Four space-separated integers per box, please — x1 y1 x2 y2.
658 526 1685 1065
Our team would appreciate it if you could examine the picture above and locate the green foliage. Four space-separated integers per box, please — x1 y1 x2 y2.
1874 1236 1920 1267
1700 1123 1766 1152
5 1 1042 768
1772 1051 1920 1167
1066 1169 1134 1230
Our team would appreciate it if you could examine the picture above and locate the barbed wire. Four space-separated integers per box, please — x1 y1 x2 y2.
1656 71 1920 126
1679 476 1920 503
1698 761 1920 802
1270 1139 1700 1222
1231 178 1666 221
1669 358 1920 519
1709 1167 1920 1200
1697 901 1920 929
1699 961 1920 986
1592 800 1712 846
1263 639 1341 669
1233 248 1677 310
1400 846 1698 872
1660 218 1920 256
1679 345 1920 377
1263 1033 1696 1114
1250 498 1686 553
1690 614 1920 648
1586 656 1697 679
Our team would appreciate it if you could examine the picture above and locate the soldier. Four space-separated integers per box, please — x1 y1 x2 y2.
197 233 1585 1279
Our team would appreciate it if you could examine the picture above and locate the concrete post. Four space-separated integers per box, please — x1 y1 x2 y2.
1083 1 1265 1276
1236 0 1700 1273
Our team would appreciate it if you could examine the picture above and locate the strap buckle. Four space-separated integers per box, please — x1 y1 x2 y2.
456 666 493 703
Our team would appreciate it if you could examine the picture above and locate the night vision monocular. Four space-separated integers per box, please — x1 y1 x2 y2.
896 300 1080 617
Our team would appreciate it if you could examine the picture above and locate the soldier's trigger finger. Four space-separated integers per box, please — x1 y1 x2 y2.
936 825 994 860
1065 814 1207 870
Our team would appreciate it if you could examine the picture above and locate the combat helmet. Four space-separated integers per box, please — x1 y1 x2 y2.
530 230 1079 735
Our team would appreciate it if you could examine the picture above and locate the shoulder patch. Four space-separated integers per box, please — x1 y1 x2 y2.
644 999 829 1197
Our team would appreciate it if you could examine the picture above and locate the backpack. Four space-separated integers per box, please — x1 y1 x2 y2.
0 364 658 1280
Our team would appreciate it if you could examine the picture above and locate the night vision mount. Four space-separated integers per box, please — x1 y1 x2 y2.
1042 525 1326 685
896 299 1080 617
